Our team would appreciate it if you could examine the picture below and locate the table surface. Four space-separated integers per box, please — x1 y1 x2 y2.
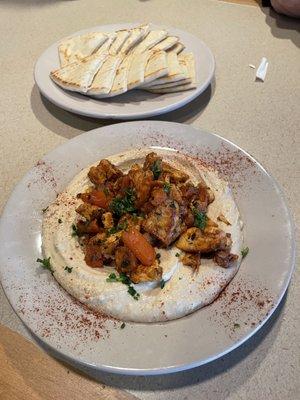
0 0 299 399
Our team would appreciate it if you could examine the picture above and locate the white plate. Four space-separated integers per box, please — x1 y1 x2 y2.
34 23 215 120
0 121 295 375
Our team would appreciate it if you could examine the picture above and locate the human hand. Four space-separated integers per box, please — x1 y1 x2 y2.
271 0 300 17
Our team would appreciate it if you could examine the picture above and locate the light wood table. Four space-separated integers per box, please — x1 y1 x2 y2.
0 0 299 399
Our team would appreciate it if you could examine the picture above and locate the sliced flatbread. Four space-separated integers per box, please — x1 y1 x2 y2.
152 36 179 51
142 51 185 87
99 54 132 98
109 30 131 55
120 24 150 54
134 30 168 53
58 32 108 67
127 51 153 90
168 42 185 54
94 32 117 56
147 55 192 89
50 54 108 93
88 55 122 96
146 52 196 93
143 50 168 84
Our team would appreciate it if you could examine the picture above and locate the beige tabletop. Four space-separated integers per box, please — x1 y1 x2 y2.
0 1 299 399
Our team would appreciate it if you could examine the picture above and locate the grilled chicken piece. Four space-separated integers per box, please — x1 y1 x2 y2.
142 200 185 247
84 242 103 268
76 219 101 235
76 203 102 221
88 159 123 186
128 164 153 207
181 253 201 271
102 212 114 229
115 246 138 274
143 152 162 171
213 250 238 268
176 220 232 253
130 261 162 284
118 214 143 231
161 162 189 183
150 187 168 206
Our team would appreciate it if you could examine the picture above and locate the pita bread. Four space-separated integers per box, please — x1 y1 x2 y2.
142 51 185 87
168 42 185 54
142 50 168 84
134 30 168 53
50 54 107 93
127 51 152 90
109 30 131 55
88 55 122 96
152 36 179 51
58 32 108 67
94 33 117 56
120 24 150 54
99 54 131 98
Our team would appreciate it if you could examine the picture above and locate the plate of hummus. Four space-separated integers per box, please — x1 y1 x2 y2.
0 121 295 375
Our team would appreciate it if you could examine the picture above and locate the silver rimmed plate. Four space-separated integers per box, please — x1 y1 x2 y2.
0 121 295 375
34 23 215 120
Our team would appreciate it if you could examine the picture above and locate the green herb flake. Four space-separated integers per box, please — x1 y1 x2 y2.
103 187 110 196
163 182 171 194
110 188 136 217
42 206 49 213
175 253 180 257
58 218 62 224
179 277 182 280
151 160 162 180
106 273 118 282
120 322 126 329
71 223 78 237
108 220 129 235
64 266 73 273
233 323 240 329
160 279 166 289
36 257 53 273
106 272 140 299
241 247 249 259
193 209 208 230
127 285 140 300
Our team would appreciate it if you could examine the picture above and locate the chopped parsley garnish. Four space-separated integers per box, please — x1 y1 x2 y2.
110 188 136 217
120 322 126 329
241 247 249 259
151 160 162 180
71 223 78 237
103 187 110 196
175 252 180 257
58 218 62 224
127 285 140 300
233 323 240 329
107 221 128 236
163 182 171 194
193 209 208 230
106 272 140 300
160 279 166 289
179 277 182 280
36 257 53 273
64 266 73 273
42 206 48 213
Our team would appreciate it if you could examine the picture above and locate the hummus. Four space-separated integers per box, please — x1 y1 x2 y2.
42 149 243 322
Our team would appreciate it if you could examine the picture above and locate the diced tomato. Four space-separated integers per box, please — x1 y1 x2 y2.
122 229 155 266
